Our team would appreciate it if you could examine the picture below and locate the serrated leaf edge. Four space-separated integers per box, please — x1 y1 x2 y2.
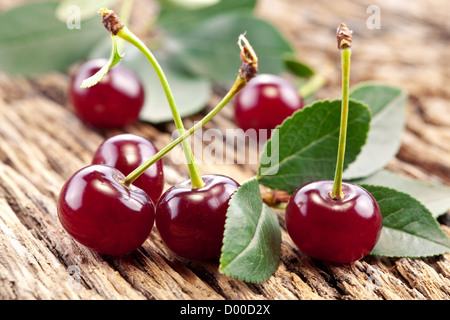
219 178 280 283
361 184 450 258
257 99 371 188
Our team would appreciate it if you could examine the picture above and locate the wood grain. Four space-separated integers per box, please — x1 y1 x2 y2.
0 0 449 300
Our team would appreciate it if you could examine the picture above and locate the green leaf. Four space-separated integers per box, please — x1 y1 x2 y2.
0 2 107 75
55 0 119 22
362 185 450 258
124 45 212 123
220 178 281 283
157 0 257 32
80 34 123 88
137 62 212 124
357 170 450 219
88 37 212 123
282 52 315 78
165 12 294 84
343 83 408 179
258 99 371 194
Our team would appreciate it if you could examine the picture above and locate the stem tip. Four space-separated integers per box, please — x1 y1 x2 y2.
99 8 124 35
238 34 259 82
337 23 353 50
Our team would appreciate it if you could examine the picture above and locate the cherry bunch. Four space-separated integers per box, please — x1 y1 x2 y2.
58 9 381 266
58 9 257 259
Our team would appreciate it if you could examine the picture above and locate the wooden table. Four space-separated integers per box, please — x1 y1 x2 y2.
0 0 449 300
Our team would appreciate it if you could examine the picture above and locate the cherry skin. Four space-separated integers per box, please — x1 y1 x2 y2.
92 133 164 204
57 164 155 256
69 59 145 128
234 74 303 134
285 180 382 264
155 174 240 260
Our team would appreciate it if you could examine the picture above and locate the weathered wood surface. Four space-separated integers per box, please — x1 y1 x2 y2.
1 0 450 300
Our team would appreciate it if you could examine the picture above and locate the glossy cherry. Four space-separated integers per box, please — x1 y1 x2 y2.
285 180 382 263
57 164 155 256
69 59 145 128
155 174 240 260
234 74 303 134
92 133 164 204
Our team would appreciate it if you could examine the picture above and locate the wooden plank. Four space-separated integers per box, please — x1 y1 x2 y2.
0 78 449 300
0 0 449 300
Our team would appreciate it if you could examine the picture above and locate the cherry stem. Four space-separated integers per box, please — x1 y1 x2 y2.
330 23 352 200
298 63 333 99
116 26 205 189
298 73 325 99
98 9 257 188
122 75 248 187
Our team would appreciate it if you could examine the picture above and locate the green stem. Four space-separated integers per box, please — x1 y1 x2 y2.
298 73 325 99
330 47 351 200
122 76 247 187
271 203 287 210
117 26 205 189
298 63 333 99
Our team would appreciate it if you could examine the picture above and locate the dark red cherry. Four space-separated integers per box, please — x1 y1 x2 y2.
92 133 164 204
155 174 240 260
57 165 155 256
285 180 382 264
234 74 303 133
69 59 145 128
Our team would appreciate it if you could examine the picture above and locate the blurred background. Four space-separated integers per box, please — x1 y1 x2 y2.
0 0 449 300
258 0 450 185
0 0 449 185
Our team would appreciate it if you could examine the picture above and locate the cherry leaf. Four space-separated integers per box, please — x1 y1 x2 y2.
165 12 294 84
357 170 450 219
88 41 212 123
282 52 315 78
124 46 212 123
343 83 408 179
220 178 281 283
257 99 371 194
362 185 450 258
0 2 106 75
157 0 257 32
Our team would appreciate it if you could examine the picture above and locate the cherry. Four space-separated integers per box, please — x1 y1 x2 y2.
57 165 155 256
285 24 382 264
155 174 240 260
234 74 303 133
69 59 145 128
285 180 382 263
92 134 164 204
